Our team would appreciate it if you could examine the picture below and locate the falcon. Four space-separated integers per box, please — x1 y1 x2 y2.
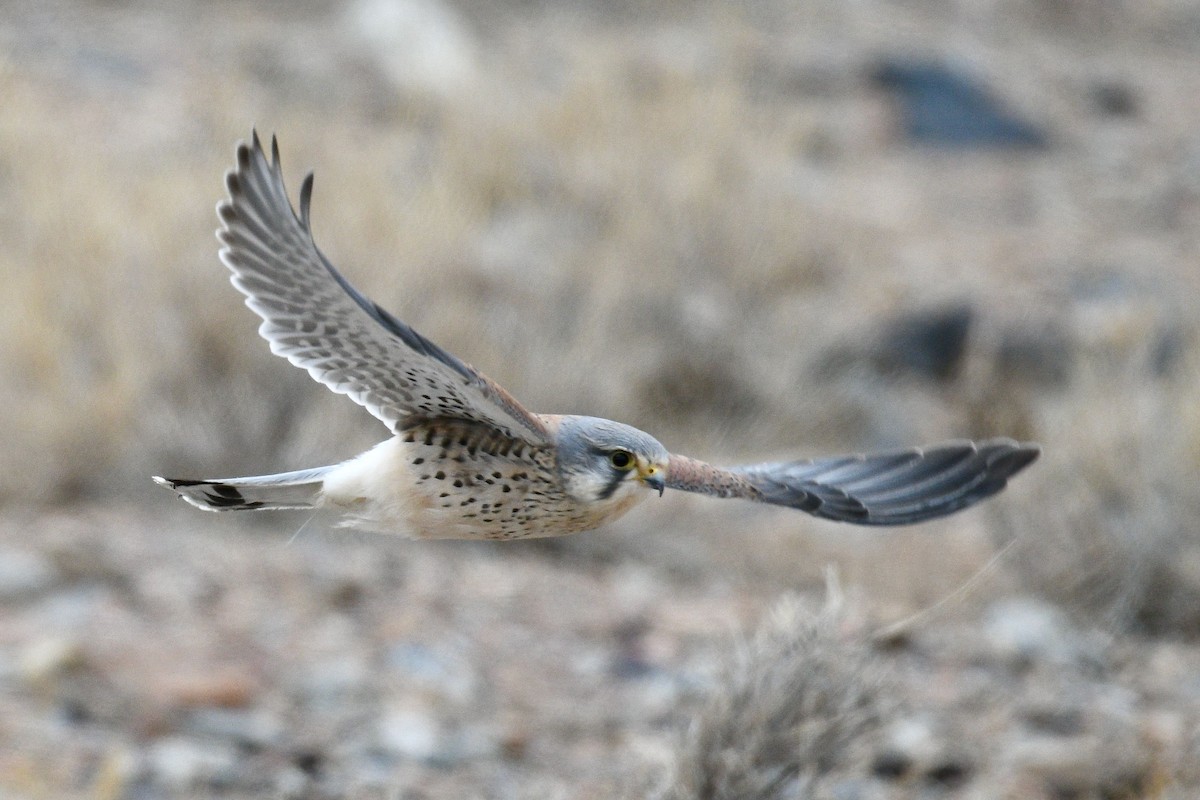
155 132 1039 540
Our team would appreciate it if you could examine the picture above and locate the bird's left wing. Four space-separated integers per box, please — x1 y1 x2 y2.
666 439 1038 526
217 131 550 446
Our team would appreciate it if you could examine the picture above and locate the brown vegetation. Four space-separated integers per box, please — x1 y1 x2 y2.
2 0 1200 796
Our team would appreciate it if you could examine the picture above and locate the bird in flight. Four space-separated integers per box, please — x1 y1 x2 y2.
155 132 1039 540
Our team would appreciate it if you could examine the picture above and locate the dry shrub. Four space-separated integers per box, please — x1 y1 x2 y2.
0 68 381 502
659 592 891 800
0 73 206 502
990 341 1200 636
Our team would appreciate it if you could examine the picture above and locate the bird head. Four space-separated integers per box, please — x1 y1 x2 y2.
555 416 670 503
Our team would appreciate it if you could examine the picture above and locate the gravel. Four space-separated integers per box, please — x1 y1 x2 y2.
2 507 1199 798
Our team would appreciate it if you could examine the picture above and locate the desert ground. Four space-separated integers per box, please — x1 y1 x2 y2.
2 0 1200 797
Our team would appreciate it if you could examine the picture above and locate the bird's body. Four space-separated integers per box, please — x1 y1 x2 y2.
170 414 665 540
156 132 1039 538
324 417 652 540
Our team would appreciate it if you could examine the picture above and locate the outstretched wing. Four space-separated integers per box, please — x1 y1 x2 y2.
216 131 550 445
666 439 1039 526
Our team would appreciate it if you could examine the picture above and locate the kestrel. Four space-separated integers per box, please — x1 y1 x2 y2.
154 132 1039 540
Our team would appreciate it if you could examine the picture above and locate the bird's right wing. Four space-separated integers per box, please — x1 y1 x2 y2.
216 131 551 446
666 439 1039 526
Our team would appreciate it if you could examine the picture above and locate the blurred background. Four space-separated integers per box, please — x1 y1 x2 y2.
2 0 1200 797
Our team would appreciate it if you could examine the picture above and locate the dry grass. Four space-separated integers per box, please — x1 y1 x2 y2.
0 22 837 504
992 350 1200 633
2 0 1200 619
657 592 891 800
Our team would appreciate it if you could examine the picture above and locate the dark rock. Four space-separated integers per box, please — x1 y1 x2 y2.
813 303 974 384
1151 324 1188 378
1091 81 1139 118
876 303 974 381
871 59 1049 149
925 758 971 788
1021 704 1085 737
871 750 911 780
182 708 284 750
995 322 1073 388
293 749 323 777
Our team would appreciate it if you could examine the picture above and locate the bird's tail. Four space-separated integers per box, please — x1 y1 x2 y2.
153 467 333 512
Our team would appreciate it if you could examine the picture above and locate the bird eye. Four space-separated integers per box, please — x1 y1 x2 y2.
609 450 635 471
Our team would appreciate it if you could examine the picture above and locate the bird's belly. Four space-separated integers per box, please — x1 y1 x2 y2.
404 453 644 540
324 435 641 540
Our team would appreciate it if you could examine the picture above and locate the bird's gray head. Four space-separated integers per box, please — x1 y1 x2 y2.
555 416 670 503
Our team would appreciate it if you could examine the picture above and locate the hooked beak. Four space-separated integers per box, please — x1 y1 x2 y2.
636 458 666 497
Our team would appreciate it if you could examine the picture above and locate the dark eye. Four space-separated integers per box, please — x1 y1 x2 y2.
609 450 634 470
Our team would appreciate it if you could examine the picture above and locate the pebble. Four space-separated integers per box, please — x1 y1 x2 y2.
385 642 477 704
346 0 478 97
273 763 313 798
872 717 973 787
982 598 1077 666
0 547 59 600
296 655 370 709
829 778 892 800
162 667 260 709
1004 734 1147 796
376 706 442 762
29 585 108 630
145 735 240 790
92 746 141 800
376 704 498 766
182 707 284 749
19 635 85 684
878 717 941 771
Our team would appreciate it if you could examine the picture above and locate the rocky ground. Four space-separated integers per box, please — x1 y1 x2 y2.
2 505 1200 799
4 0 1200 797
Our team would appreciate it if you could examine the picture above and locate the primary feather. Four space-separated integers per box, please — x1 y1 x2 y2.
217 132 549 445
667 439 1039 526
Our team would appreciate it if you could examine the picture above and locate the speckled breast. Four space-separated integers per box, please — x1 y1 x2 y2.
399 421 616 540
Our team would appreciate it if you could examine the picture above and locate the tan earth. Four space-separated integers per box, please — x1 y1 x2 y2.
2 0 1200 797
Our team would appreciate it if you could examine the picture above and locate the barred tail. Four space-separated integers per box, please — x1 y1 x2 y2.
153 467 333 512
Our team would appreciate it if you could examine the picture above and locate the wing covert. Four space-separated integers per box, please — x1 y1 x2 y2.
216 131 550 445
